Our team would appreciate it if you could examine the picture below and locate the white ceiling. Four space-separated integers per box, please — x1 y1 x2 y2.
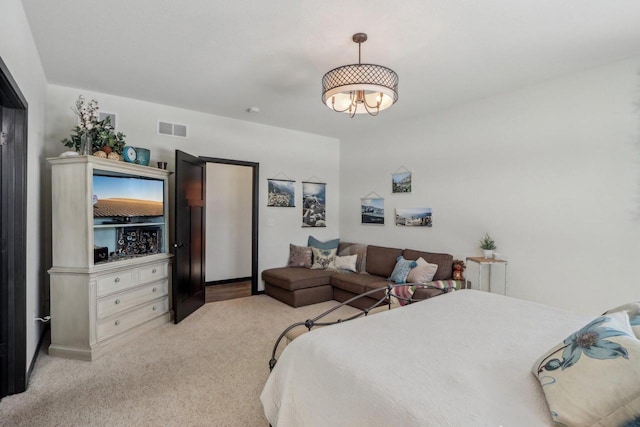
21 0 640 139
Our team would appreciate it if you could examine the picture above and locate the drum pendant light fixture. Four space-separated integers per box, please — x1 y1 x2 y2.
322 33 398 117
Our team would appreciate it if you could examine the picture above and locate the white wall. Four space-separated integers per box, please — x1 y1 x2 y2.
0 0 49 373
45 85 341 291
205 163 252 282
340 57 640 315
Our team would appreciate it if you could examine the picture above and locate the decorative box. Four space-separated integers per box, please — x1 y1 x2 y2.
93 246 109 263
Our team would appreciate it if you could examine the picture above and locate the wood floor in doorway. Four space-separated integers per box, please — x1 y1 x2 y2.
205 281 252 303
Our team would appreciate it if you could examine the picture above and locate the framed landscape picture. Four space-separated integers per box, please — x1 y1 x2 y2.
267 179 295 207
395 208 432 227
361 198 384 225
302 182 326 227
392 171 412 193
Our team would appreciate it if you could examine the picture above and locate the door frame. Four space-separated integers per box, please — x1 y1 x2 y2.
0 56 28 398
200 157 259 295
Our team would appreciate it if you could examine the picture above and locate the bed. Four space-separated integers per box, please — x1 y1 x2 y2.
260 289 595 427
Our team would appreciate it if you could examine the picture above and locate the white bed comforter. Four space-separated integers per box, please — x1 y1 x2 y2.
261 290 592 427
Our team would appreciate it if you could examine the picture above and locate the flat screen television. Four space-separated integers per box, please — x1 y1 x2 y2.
92 173 164 223
93 172 165 262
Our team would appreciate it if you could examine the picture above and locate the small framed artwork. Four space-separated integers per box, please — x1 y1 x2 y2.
395 208 432 227
99 112 117 128
267 179 295 207
302 182 326 227
392 171 412 193
361 198 384 225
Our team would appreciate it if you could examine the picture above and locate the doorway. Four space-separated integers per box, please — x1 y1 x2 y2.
0 56 28 399
201 157 259 298
172 152 259 323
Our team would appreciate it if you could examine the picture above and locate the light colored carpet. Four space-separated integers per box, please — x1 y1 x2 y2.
0 295 360 427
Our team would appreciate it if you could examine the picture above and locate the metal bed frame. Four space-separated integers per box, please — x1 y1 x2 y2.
269 283 455 370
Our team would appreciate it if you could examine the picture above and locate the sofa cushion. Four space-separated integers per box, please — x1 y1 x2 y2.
328 254 358 272
308 236 340 250
331 273 387 296
311 247 336 269
403 249 453 281
338 242 368 273
406 257 438 283
262 267 333 291
366 245 404 278
287 244 312 268
388 256 418 284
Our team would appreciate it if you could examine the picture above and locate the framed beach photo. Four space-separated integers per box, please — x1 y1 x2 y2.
267 179 295 207
392 171 411 193
302 182 326 227
395 208 432 227
361 198 384 225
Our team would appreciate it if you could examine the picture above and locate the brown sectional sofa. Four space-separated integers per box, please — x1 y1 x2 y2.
262 242 463 309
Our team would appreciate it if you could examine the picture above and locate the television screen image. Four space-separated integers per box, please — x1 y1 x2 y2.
93 174 164 220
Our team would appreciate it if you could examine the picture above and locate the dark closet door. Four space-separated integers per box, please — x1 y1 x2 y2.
172 150 206 323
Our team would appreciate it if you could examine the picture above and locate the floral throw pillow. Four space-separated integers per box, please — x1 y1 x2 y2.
388 256 418 284
532 311 640 426
311 247 336 270
287 244 312 268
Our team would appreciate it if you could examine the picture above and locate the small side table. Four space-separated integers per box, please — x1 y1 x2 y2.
465 257 508 295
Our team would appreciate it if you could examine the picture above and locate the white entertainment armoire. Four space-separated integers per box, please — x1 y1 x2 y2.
47 155 172 361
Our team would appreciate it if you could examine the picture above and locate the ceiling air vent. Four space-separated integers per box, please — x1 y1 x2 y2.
158 121 188 138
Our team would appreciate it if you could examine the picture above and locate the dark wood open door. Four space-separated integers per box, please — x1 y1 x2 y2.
0 56 28 399
172 150 206 323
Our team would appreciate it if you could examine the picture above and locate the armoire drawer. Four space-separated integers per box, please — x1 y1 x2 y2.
138 262 168 285
96 297 169 342
97 280 168 319
96 270 134 297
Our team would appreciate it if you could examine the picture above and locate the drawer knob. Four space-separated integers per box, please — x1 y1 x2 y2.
152 305 157 311
114 277 120 283
115 299 121 305
152 268 157 274
115 320 121 326
152 287 157 292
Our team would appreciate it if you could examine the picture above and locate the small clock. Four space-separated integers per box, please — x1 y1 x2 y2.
123 146 137 163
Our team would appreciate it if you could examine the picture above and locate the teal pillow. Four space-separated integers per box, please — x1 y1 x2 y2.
308 236 340 250
388 256 418 284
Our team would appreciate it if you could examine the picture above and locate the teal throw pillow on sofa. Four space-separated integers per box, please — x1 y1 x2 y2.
308 236 340 251
388 256 418 284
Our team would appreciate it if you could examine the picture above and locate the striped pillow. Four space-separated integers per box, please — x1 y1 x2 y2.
428 280 463 290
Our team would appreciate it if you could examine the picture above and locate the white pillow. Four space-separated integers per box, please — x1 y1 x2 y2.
328 254 358 272
406 257 438 283
532 311 640 426
604 301 640 338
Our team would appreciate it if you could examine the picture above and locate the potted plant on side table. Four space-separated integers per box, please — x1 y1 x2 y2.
479 233 496 259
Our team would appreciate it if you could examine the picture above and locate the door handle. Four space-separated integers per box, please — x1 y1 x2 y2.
173 242 185 248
